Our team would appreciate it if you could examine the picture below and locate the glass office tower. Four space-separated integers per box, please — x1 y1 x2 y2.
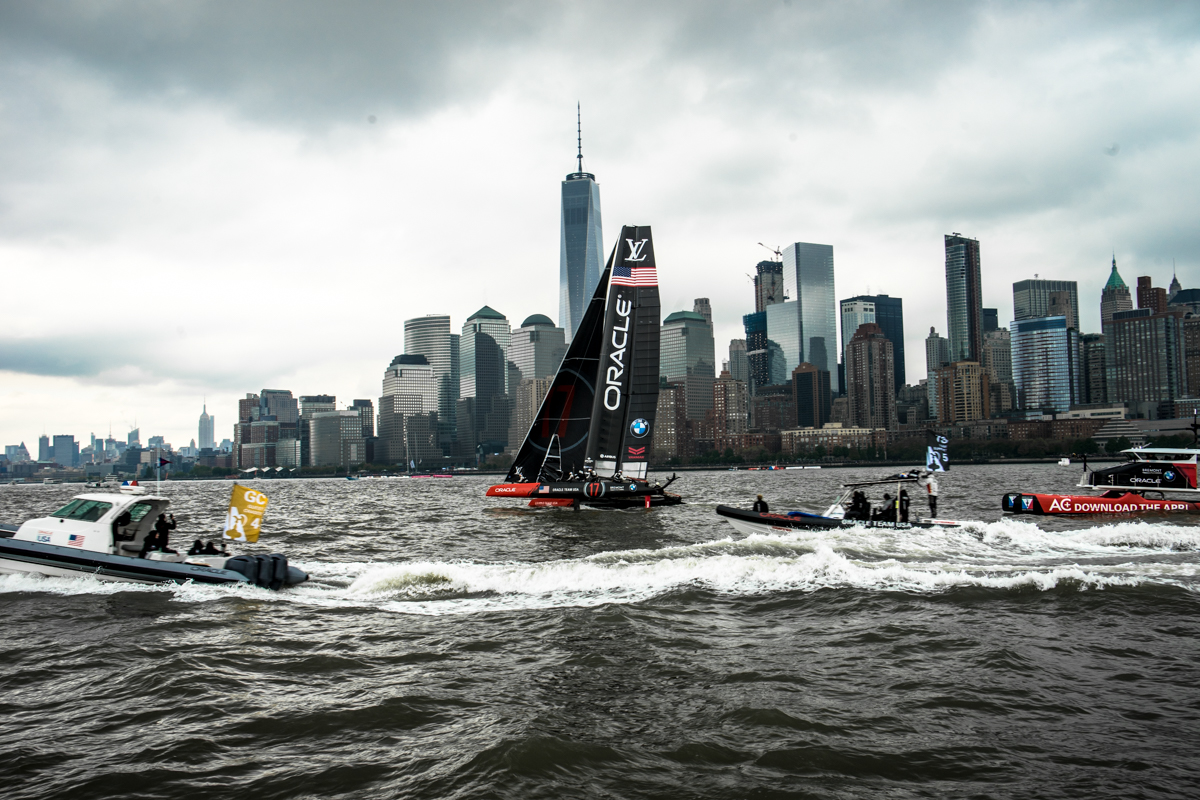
460 306 512 399
945 234 983 363
782 242 838 391
559 128 604 343
765 301 802 375
404 314 460 455
1011 316 1081 413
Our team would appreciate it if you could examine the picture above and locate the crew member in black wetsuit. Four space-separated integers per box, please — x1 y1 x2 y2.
111 510 132 542
752 494 769 513
140 513 177 557
899 490 911 523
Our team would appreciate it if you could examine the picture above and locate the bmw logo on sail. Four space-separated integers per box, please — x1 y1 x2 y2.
629 418 650 438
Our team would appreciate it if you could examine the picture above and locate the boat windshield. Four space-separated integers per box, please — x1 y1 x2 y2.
51 500 114 521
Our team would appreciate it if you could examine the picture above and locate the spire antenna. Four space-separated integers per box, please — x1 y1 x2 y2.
576 102 583 173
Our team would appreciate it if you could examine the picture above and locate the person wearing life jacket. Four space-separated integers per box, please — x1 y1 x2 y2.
752 494 769 513
140 513 177 557
899 489 911 523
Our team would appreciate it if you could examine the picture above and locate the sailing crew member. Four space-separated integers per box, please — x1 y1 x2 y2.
111 509 132 542
899 490 911 523
752 494 769 513
919 470 939 516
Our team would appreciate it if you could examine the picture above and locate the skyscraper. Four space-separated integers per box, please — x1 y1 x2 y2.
693 298 712 325
379 354 440 466
198 404 215 450
460 306 511 398
1011 316 1081 413
743 312 769 388
934 362 991 423
765 301 802 374
782 242 838 387
728 339 749 384
1104 309 1187 407
1013 279 1080 331
351 399 375 439
792 363 831 429
509 314 567 382
944 234 983 363
982 308 999 333
713 370 749 436
560 105 603 343
1100 257 1132 326
38 434 50 462
661 310 716 420
404 314 459 454
840 295 905 394
925 326 950 416
1081 333 1107 404
845 323 897 431
983 327 1014 414
753 260 785 312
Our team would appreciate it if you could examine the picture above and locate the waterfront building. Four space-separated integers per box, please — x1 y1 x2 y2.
509 314 567 382
781 423 888 456
792 363 832 429
38 435 50 462
728 339 749 385
713 370 749 436
1081 333 1108 405
461 306 511 399
944 234 984 363
298 394 335 467
560 107 603 343
1013 279 1080 331
651 381 688 461
982 308 999 333
662 310 716 421
4 443 30 463
198 405 214 450
934 362 991 423
754 260 785 313
750 383 796 434
840 294 905 394
1011 316 1082 414
1104 309 1187 406
1100 257 1133 326
379 354 440 466
845 323 897 431
309 411 366 469
404 314 460 454
782 242 838 388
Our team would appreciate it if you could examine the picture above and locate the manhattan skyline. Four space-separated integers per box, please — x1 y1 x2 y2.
0 3 1197 448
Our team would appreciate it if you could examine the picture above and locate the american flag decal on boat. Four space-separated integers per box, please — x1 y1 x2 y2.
67 534 86 547
611 263 658 287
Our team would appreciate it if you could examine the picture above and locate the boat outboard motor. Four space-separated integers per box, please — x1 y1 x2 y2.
224 554 308 589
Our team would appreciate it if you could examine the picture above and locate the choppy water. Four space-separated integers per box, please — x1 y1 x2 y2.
1 464 1198 799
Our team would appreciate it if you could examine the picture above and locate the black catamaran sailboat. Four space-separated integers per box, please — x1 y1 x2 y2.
486 225 682 509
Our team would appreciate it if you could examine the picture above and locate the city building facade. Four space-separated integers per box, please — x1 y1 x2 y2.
792 363 832 429
661 310 716 421
509 314 567 382
944 234 984 363
404 314 460 454
845 323 898 431
1013 279 1080 330
782 242 838 389
1104 309 1188 408
560 126 604 343
934 362 991 423
1100 258 1133 326
1011 316 1082 414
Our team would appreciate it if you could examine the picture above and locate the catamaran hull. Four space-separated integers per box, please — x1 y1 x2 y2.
0 535 308 589
1002 492 1200 515
715 505 961 534
488 481 682 509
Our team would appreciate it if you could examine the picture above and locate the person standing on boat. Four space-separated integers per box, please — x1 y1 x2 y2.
752 495 769 513
899 490 911 523
918 470 939 516
140 513 177 556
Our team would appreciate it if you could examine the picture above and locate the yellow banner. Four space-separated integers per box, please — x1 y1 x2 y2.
224 484 269 542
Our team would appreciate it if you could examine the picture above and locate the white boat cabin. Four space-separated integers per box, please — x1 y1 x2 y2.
1122 448 1200 463
14 493 172 557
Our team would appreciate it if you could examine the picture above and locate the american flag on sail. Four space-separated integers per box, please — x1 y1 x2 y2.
611 263 658 287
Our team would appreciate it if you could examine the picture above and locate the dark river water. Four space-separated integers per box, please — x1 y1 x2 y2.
1 464 1198 799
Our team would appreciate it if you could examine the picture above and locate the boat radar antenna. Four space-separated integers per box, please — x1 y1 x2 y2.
758 242 783 262
576 102 583 174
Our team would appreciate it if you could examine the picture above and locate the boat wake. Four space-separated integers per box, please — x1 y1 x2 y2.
2 518 1196 614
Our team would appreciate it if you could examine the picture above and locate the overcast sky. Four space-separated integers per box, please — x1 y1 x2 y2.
2 1 1198 449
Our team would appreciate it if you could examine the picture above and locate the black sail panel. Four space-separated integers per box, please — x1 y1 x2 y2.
586 226 661 479
505 254 613 482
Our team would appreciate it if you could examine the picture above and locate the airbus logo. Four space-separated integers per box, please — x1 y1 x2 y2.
625 238 649 262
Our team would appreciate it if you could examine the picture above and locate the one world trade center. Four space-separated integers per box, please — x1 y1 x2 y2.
560 104 604 343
